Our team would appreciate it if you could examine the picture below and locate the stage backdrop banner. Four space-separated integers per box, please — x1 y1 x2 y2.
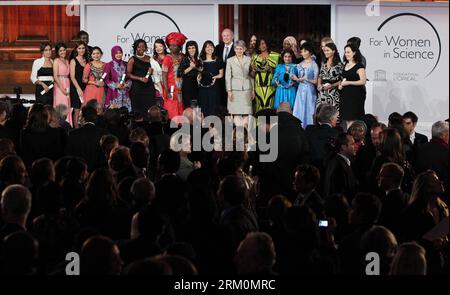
335 2 449 123
84 4 217 61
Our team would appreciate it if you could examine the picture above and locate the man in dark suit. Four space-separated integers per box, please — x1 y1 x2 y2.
377 162 408 237
66 106 108 172
323 133 358 200
292 164 324 219
305 104 342 170
415 121 449 194
215 28 236 108
403 111 429 147
0 185 31 242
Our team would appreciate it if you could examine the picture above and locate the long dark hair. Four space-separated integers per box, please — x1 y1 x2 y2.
153 39 168 59
84 168 119 207
132 39 147 56
70 40 89 61
185 40 199 62
55 42 67 59
343 43 363 64
24 103 49 132
321 42 341 67
380 128 404 165
255 37 271 55
199 40 217 61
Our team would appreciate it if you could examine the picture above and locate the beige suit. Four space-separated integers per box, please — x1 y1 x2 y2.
225 55 254 115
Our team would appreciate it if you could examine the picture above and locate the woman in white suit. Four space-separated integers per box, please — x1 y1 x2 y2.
226 40 254 115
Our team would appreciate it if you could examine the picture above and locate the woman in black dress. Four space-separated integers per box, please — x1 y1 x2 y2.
31 42 54 106
127 39 156 116
339 43 367 130
178 40 202 108
198 40 224 117
69 41 88 128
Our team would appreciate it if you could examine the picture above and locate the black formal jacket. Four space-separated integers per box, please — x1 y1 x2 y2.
323 153 358 200
415 139 449 192
215 42 236 63
305 124 343 169
66 123 108 172
378 188 408 236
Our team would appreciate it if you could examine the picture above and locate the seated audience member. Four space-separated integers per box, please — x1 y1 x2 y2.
109 146 140 184
389 242 427 275
100 134 119 163
338 193 381 275
0 185 32 241
1 231 39 275
0 138 15 162
130 177 156 213
129 127 150 146
54 104 72 133
377 162 408 236
415 121 449 195
403 170 449 275
323 133 358 200
293 164 324 219
0 155 28 193
360 226 398 275
234 232 277 275
66 106 108 172
80 235 123 275
218 175 258 248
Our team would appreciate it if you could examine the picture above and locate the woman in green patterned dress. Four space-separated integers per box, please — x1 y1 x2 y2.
250 38 280 113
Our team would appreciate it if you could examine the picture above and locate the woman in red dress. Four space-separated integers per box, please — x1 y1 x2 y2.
162 32 187 120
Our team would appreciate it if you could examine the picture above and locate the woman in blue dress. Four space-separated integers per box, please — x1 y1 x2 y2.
291 42 319 129
272 49 298 110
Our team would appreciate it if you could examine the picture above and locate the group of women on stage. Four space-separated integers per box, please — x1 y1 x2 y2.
31 31 367 129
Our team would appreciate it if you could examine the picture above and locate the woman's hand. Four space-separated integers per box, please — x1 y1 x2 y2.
141 77 149 84
317 84 323 91
289 73 298 81
96 81 105 87
341 80 349 87
42 84 50 93
228 91 234 102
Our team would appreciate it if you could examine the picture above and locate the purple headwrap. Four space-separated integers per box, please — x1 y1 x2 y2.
111 45 125 66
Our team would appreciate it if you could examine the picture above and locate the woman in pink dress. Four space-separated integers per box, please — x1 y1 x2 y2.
53 42 72 127
83 46 105 106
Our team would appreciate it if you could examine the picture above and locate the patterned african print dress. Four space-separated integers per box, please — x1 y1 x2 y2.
251 52 280 113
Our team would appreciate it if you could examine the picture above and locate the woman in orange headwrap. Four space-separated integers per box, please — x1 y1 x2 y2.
162 32 187 120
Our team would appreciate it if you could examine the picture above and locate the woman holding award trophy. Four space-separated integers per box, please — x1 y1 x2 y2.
104 45 132 111
198 40 224 117
272 49 298 110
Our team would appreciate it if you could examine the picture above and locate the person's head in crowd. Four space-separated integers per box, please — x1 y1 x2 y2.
55 42 68 60
343 43 362 64
25 103 48 132
80 105 98 125
221 28 234 46
248 34 257 51
402 111 420 136
409 170 445 210
185 40 199 60
165 242 197 265
123 258 172 275
109 146 132 173
36 181 63 216
267 195 292 226
1 231 38 275
200 40 217 61
157 149 181 175
100 134 119 161
431 120 449 145
91 46 103 62
133 38 148 57
300 42 315 61
70 40 88 61
156 255 198 275
80 235 123 275
0 155 28 186
388 112 403 127
324 194 350 228
256 37 271 54
39 41 52 59
334 133 356 158
378 162 404 193
321 42 341 66
234 232 276 275
7 103 27 129
103 108 122 127
277 102 293 114
321 37 334 53
371 122 386 150
0 138 15 162
293 164 320 195
317 104 339 127
282 36 298 55
389 242 427 275
362 114 378 138
361 226 398 275
148 106 162 123
54 104 68 123
64 157 88 185
0 101 9 125
348 120 367 144
130 177 155 209
380 128 404 164
44 105 60 128
234 39 247 59
77 30 89 45
348 193 382 225
153 38 168 59
165 32 187 56
30 158 55 187
279 49 295 66
129 127 149 146
84 168 119 207
218 175 247 208
1 184 32 228
130 141 149 170
347 36 362 48
86 99 103 115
